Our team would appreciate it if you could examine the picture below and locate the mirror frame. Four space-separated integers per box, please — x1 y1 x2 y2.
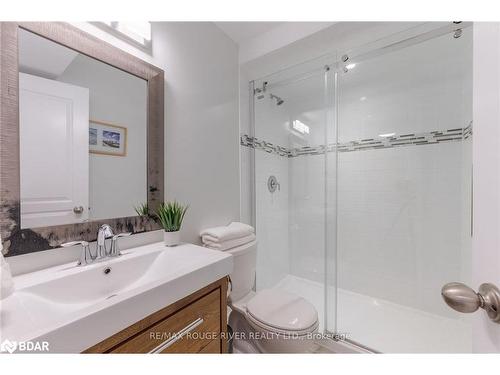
0 22 164 256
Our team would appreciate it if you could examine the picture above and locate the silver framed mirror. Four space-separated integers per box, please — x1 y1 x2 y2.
0 22 164 256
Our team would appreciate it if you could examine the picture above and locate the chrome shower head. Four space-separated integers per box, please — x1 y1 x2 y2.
270 93 284 106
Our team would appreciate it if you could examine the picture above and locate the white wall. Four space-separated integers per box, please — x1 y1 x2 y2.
58 54 148 220
289 154 326 282
73 22 240 244
254 151 289 289
336 143 471 317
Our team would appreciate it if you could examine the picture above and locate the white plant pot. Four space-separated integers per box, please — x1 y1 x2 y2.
163 230 180 247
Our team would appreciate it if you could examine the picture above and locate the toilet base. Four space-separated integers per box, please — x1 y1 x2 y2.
228 310 319 353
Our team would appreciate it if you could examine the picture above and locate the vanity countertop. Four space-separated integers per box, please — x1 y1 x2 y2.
0 242 233 353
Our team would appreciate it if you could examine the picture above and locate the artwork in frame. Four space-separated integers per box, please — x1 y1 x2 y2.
89 120 127 156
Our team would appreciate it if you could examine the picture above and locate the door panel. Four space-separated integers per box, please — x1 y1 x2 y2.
471 22 500 353
19 73 89 228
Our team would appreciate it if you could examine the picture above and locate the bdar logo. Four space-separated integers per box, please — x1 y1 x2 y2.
0 339 49 353
0 339 18 353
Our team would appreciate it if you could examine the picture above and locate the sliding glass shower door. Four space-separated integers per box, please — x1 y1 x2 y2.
250 23 473 353
334 26 473 352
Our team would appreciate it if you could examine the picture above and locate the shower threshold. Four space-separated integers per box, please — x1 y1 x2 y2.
272 274 472 353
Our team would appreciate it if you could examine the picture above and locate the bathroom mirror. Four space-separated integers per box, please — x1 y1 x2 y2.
18 28 148 228
0 22 164 256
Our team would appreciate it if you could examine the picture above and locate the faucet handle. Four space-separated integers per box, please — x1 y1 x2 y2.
112 232 132 240
61 240 89 248
61 240 94 266
109 232 131 257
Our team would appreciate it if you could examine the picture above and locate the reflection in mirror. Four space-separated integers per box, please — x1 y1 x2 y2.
18 29 148 229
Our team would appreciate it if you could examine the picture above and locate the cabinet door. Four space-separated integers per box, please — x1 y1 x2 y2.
19 73 89 228
111 289 222 353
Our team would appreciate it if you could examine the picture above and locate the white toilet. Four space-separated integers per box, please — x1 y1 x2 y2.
225 240 319 353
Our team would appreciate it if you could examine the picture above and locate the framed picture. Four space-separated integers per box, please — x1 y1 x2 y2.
89 120 127 156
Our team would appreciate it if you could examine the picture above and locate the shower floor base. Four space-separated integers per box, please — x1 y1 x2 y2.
272 274 472 353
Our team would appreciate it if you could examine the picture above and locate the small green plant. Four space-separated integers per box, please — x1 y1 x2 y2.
134 202 149 217
155 201 188 232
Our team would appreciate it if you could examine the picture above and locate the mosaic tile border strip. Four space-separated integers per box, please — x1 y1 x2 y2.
241 123 472 157
240 134 290 157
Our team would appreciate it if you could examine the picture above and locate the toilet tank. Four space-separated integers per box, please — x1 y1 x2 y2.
226 241 257 302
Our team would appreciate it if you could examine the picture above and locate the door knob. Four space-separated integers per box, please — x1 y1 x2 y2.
73 206 84 214
441 282 500 323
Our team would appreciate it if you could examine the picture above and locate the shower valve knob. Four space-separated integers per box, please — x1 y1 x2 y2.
441 282 500 323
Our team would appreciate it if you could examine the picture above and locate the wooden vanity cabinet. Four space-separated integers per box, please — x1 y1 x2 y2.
83 277 228 354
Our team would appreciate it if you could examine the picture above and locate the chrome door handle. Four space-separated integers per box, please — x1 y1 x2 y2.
149 317 204 354
441 282 500 323
73 206 84 214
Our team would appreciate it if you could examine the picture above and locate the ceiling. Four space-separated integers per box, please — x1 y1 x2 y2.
214 22 336 63
214 22 285 44
19 28 78 79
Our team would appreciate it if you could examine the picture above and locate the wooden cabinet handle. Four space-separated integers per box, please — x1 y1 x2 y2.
149 317 204 354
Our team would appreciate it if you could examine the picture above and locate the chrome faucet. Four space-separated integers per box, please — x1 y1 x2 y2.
61 224 131 266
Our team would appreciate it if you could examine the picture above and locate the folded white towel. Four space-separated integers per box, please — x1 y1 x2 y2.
200 222 254 243
1 237 15 300
203 233 256 251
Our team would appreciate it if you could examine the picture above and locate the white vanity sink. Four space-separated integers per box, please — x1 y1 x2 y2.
0 242 233 353
19 250 161 306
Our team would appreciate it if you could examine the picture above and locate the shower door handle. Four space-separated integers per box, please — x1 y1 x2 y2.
441 282 500 323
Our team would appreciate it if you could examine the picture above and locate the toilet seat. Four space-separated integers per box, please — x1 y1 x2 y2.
245 289 319 335
246 311 318 336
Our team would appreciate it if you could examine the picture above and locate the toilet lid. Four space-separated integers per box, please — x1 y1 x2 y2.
246 289 318 332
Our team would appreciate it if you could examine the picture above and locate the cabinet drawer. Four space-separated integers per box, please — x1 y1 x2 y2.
111 288 221 353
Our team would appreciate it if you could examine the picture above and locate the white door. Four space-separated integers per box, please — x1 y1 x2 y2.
469 23 500 352
19 73 89 228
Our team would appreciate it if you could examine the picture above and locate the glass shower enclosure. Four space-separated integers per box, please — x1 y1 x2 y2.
246 23 473 353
